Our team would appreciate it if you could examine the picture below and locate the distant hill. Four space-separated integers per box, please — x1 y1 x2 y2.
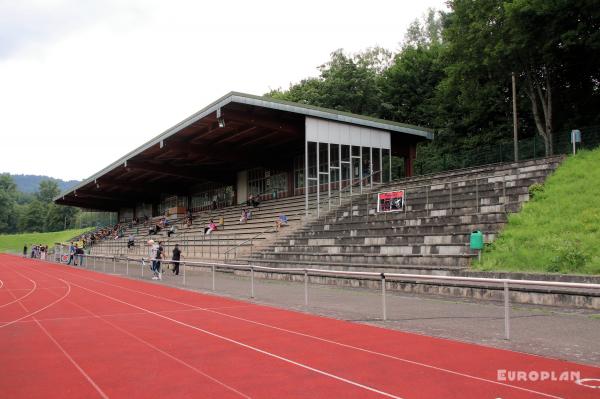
8 174 80 194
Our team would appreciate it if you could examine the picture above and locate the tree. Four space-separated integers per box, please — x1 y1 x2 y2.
443 0 600 155
19 200 46 232
36 180 61 203
0 174 18 233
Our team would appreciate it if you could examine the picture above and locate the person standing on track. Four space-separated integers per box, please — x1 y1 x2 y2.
171 244 182 276
150 240 164 280
23 244 27 257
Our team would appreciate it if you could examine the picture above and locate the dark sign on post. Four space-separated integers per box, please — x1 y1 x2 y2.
377 190 405 212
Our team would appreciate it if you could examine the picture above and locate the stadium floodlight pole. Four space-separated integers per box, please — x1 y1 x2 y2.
512 72 519 162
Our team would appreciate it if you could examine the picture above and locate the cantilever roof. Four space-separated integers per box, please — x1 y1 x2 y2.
55 92 433 206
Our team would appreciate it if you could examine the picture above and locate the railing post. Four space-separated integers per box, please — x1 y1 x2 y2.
103 256 106 272
475 178 479 214
426 186 429 216
250 266 255 298
142 259 144 277
183 262 186 285
502 175 507 212
449 183 453 213
212 264 216 291
381 273 387 321
113 256 116 273
93 255 96 269
504 280 511 340
304 269 309 306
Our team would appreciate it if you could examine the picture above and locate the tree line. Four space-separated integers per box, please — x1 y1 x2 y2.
267 0 600 170
0 174 114 234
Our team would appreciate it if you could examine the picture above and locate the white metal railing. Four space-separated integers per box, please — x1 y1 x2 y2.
48 252 600 341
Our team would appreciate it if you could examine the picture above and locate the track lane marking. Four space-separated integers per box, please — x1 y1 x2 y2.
24 265 404 399
61 294 252 399
0 273 37 309
39 262 567 399
2 269 108 399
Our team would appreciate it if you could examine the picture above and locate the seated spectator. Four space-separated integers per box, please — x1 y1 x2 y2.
167 225 176 238
127 234 135 249
204 220 217 235
246 209 252 220
239 209 248 224
247 194 260 208
275 213 288 231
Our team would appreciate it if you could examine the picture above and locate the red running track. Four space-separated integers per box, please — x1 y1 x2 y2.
0 254 598 398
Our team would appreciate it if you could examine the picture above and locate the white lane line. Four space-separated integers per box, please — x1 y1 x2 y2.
0 278 3 289
63 296 252 399
33 317 110 399
57 267 564 399
31 263 566 399
2 270 108 399
0 278 37 309
0 277 69 328
50 276 405 399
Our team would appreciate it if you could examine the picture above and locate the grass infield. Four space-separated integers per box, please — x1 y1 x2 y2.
0 228 89 254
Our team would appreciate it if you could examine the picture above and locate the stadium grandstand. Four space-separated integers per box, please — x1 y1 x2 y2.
55 92 432 216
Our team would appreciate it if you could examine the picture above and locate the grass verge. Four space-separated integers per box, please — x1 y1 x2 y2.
0 228 90 254
475 148 600 275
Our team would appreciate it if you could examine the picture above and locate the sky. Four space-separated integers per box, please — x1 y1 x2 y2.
0 0 447 181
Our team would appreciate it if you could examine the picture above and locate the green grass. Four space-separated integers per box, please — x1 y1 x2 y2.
475 148 600 275
0 228 90 254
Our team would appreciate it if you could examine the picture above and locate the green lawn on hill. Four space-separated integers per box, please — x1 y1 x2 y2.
0 228 90 255
476 148 600 275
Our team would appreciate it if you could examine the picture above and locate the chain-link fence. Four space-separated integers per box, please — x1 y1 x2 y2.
415 125 600 175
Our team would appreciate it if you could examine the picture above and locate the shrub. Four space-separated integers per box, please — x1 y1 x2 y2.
528 183 545 200
548 240 589 273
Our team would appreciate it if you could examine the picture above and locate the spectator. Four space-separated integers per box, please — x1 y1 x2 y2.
127 234 135 249
204 220 217 235
67 242 75 265
248 194 260 208
239 209 248 224
40 245 46 261
149 240 163 280
23 244 27 258
275 213 288 231
75 246 84 266
171 244 182 276
167 225 176 238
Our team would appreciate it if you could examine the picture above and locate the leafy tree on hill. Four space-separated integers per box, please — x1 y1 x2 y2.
0 174 18 233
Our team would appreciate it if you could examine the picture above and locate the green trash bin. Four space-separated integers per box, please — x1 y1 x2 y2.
470 230 484 250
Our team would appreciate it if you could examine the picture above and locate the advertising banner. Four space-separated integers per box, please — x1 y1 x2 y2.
377 190 405 212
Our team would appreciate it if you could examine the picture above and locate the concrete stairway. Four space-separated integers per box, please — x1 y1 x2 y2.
238 156 563 274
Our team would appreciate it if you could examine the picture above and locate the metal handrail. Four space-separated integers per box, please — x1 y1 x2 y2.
49 252 600 340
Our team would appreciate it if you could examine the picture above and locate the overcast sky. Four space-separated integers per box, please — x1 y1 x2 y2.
0 0 447 181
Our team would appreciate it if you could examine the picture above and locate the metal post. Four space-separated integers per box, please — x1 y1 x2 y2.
304 269 308 306
327 143 331 211
305 137 309 216
183 262 186 285
93 255 96 269
316 141 320 218
426 186 429 216
381 273 387 321
449 183 453 213
103 257 106 272
338 145 342 205
504 280 510 340
142 259 144 277
475 178 479 213
370 147 373 189
359 147 363 194
502 175 507 212
212 265 215 291
512 72 519 162
113 256 116 273
126 257 129 275
250 266 255 298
